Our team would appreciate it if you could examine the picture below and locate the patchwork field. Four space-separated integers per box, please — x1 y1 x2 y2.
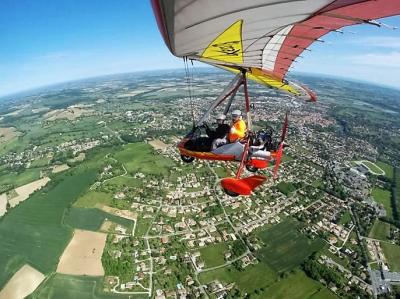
198 242 231 268
113 142 174 176
199 263 277 295
64 207 134 232
0 264 45 299
30 274 141 299
0 127 20 143
8 177 50 208
371 187 393 218
52 164 70 173
44 107 94 121
74 190 113 208
57 229 107 276
0 165 98 289
0 168 42 192
368 220 390 240
0 193 6 216
256 219 325 272
148 139 168 150
375 161 393 179
381 242 400 272
263 269 338 299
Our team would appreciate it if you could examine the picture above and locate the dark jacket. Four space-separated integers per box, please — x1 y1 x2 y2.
206 124 230 139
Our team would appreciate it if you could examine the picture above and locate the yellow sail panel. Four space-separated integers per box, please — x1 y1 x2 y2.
221 66 300 95
201 20 243 64
248 68 300 95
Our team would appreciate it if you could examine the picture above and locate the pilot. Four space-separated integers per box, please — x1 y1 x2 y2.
205 114 230 150
228 109 246 143
210 110 247 150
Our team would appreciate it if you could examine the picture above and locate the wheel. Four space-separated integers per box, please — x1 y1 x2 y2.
246 164 258 173
180 155 195 163
223 188 239 197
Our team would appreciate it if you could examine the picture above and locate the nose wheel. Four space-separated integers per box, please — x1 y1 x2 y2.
181 155 194 163
245 164 257 173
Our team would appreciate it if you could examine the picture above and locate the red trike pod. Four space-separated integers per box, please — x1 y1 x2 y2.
221 175 267 196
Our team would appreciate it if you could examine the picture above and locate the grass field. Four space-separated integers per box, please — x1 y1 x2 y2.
29 273 143 299
199 242 230 268
339 211 352 226
371 187 393 218
0 168 42 190
375 161 393 179
256 219 325 272
134 217 153 237
381 242 400 272
368 220 390 240
276 181 297 196
104 176 141 188
0 168 97 289
199 266 337 299
264 269 338 299
114 142 174 176
73 191 113 208
199 263 277 295
362 160 384 174
64 207 134 232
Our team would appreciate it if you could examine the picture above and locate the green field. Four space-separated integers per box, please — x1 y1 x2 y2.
362 160 384 174
371 187 393 218
256 219 325 272
276 181 296 196
199 266 337 299
29 273 140 299
0 168 42 190
104 176 142 188
339 211 352 226
113 142 174 176
0 167 97 288
64 207 134 232
368 220 390 240
74 191 113 208
264 269 338 299
199 263 277 295
375 161 393 179
381 242 400 272
199 242 231 268
134 217 153 237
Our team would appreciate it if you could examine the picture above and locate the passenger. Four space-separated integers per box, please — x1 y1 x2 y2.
205 114 230 150
211 110 247 150
228 109 246 142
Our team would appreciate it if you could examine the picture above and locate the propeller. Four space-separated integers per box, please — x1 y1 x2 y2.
273 112 289 179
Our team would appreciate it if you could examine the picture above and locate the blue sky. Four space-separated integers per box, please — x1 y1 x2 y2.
0 0 399 97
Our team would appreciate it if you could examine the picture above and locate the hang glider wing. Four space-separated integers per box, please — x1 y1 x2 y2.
152 0 400 100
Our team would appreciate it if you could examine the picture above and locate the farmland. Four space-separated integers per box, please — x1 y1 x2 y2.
368 219 390 240
113 142 175 176
198 242 231 268
199 263 277 295
64 207 134 232
263 269 338 299
371 187 393 218
29 274 144 299
375 161 394 180
256 219 325 272
0 158 99 289
381 242 400 272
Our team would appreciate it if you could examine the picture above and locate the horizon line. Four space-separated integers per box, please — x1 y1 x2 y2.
1 67 399 101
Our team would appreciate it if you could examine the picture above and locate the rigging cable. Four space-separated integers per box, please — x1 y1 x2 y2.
183 56 196 128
